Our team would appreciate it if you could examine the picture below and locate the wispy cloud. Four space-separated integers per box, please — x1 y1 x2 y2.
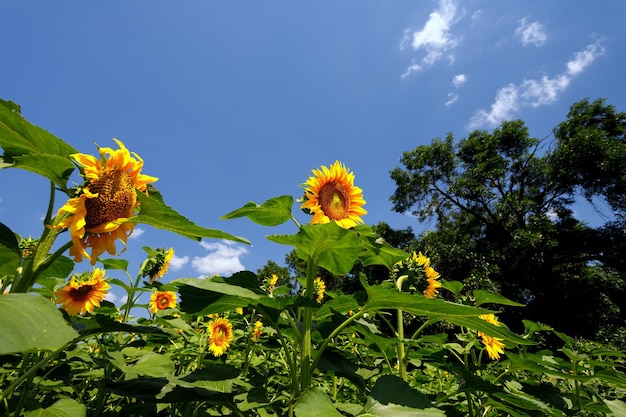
400 0 462 78
191 240 248 277
129 227 145 240
445 74 466 106
452 73 467 88
169 254 189 272
445 93 459 106
515 18 548 47
468 39 604 129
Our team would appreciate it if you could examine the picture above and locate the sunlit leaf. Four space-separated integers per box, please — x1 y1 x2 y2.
0 294 78 355
0 99 77 188
132 191 249 244
360 375 444 416
294 387 343 417
221 195 294 226
99 258 129 272
473 289 525 307
269 222 362 275
355 225 408 270
24 397 86 417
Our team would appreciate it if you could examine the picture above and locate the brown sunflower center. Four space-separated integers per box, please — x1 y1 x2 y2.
85 170 137 229
71 285 95 302
318 181 350 220
157 296 170 309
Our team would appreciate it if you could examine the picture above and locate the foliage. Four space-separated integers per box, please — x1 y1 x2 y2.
389 99 626 346
1 98 625 416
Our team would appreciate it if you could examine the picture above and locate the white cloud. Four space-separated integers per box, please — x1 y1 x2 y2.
400 0 462 77
169 254 189 272
452 73 466 88
515 18 548 47
468 40 604 129
129 227 145 240
191 240 248 276
445 93 459 106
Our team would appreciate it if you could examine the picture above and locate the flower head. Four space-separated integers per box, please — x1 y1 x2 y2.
208 317 233 356
149 290 177 314
393 251 442 298
55 268 111 315
53 139 158 264
301 161 367 229
314 277 326 303
144 247 175 283
267 274 279 294
252 320 263 342
478 314 505 360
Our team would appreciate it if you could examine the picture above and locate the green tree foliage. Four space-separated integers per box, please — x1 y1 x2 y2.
389 99 626 346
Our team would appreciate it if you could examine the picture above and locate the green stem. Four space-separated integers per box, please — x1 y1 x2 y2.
311 309 363 372
300 253 319 391
396 308 406 380
11 182 67 293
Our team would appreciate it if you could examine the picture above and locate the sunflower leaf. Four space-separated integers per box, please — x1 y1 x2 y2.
473 290 526 307
0 99 77 188
220 195 294 226
0 294 78 355
132 192 250 244
268 222 362 275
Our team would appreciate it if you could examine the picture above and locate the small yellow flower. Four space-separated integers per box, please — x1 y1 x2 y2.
301 161 367 229
478 314 505 360
55 268 111 315
149 290 177 314
480 334 505 360
268 274 278 292
52 139 158 264
314 277 326 304
235 307 244 315
146 248 175 283
208 317 233 357
252 320 263 342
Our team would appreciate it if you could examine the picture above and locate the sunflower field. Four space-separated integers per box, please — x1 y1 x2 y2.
1 97 626 416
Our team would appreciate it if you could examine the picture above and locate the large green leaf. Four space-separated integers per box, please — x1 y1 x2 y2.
0 294 78 355
354 225 408 270
0 99 77 188
24 397 86 417
221 195 294 226
0 221 20 275
473 289 525 307
132 191 249 244
268 222 362 275
359 375 444 416
294 388 343 417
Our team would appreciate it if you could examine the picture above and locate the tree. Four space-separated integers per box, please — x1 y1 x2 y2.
389 100 626 345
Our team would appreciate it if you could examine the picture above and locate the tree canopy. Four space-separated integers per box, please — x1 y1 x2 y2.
389 98 626 346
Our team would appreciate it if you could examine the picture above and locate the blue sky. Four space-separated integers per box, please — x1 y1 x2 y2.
1 1 625 300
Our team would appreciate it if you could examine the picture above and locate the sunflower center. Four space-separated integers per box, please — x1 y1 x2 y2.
71 285 95 302
158 296 170 309
318 181 350 220
85 170 137 229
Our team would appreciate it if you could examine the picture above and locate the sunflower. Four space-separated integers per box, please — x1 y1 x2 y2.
480 334 505 360
478 314 505 360
208 317 233 356
149 290 177 314
145 247 175 283
53 139 158 264
314 277 326 304
55 268 111 316
393 251 442 298
267 274 279 293
301 161 367 229
252 320 263 342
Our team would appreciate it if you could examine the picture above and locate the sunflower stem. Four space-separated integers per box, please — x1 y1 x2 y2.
300 252 319 392
11 182 65 293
